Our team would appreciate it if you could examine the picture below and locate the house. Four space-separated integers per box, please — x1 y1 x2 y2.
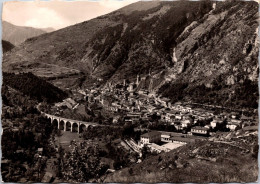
140 131 161 145
161 134 171 142
181 119 193 128
110 102 122 112
230 112 240 119
160 97 171 107
174 122 183 130
210 119 223 128
191 126 209 136
113 116 121 124
226 123 239 131
198 114 208 120
166 115 175 123
174 102 184 111
182 105 192 113
175 114 182 120
127 112 142 122
146 105 156 113
37 148 43 155
193 108 206 114
226 119 242 131
165 111 176 122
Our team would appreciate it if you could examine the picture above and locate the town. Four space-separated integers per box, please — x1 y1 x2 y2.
45 74 258 154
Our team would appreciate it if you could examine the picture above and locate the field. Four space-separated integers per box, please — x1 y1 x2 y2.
55 131 84 152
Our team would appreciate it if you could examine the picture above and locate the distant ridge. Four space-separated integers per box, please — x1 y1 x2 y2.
2 21 48 45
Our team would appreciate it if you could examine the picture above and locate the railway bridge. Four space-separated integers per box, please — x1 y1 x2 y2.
42 112 98 134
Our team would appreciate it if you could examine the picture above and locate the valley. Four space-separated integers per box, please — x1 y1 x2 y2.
1 0 259 183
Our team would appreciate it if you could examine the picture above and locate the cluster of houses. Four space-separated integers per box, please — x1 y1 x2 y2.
76 75 257 137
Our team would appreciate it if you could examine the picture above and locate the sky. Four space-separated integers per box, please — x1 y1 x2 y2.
2 0 138 30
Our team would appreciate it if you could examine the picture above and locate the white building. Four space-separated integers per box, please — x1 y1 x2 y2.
140 131 161 145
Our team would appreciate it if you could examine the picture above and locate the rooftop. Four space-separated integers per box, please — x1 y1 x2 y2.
141 131 161 138
191 126 209 131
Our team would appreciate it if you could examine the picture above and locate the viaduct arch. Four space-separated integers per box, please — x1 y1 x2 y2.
42 112 97 134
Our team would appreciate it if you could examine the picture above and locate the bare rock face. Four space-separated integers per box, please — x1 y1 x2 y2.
158 1 259 108
172 48 178 63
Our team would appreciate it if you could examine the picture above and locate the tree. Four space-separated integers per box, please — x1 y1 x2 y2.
128 168 134 175
141 145 151 160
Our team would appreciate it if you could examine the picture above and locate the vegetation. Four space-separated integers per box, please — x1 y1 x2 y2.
81 125 140 171
2 40 15 53
3 72 68 103
159 78 258 109
1 86 56 182
61 141 109 182
104 137 258 183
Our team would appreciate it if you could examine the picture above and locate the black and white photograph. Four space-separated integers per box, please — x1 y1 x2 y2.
1 0 259 182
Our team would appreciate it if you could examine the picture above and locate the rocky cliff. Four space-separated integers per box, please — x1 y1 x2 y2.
158 1 259 109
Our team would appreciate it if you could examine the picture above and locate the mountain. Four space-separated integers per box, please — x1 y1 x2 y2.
157 1 259 109
2 40 15 53
2 21 48 45
40 27 55 33
2 1 259 108
2 1 213 82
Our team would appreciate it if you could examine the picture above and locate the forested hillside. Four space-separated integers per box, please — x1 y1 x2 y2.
2 40 15 53
3 72 68 103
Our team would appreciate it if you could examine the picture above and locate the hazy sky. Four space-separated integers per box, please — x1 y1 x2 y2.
2 0 138 30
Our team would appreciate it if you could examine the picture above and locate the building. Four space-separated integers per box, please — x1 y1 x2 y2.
191 126 209 136
140 131 161 145
113 116 121 124
175 114 182 120
182 105 192 113
210 119 223 128
161 134 171 142
226 119 242 131
165 110 178 122
181 119 193 128
126 112 142 122
174 122 183 130
169 137 195 144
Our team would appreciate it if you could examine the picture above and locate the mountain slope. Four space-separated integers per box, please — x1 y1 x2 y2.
2 21 47 45
158 1 259 109
103 132 258 183
2 1 259 109
2 1 213 83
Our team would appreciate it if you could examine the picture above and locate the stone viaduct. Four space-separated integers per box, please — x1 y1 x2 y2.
42 112 99 134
